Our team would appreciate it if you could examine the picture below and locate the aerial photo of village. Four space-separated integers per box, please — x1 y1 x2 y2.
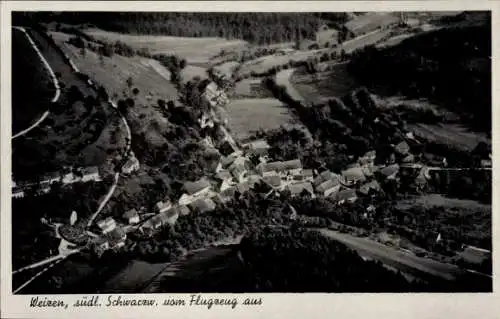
11 11 492 293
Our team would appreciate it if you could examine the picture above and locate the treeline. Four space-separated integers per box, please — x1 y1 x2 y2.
348 23 491 132
239 227 429 292
28 12 349 45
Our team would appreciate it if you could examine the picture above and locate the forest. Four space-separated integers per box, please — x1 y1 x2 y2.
20 12 348 45
348 22 491 133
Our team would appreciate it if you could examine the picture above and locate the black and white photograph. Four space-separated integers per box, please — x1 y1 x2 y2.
7 8 493 297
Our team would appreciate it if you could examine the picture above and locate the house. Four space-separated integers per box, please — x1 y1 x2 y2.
81 166 101 182
336 189 358 204
358 150 376 165
219 184 237 201
287 181 314 197
301 169 314 182
394 141 410 156
316 178 341 197
178 193 195 206
236 182 250 194
202 81 229 108
122 208 140 225
155 199 173 214
243 139 270 156
122 153 140 174
188 198 216 214
480 159 492 168
215 170 233 183
219 140 239 157
228 158 249 183
97 217 117 234
402 154 415 163
263 175 282 189
106 227 127 249
313 170 338 187
92 237 110 256
159 209 179 227
380 164 400 180
282 159 303 176
341 167 366 186
257 162 281 177
361 163 379 178
358 180 381 196
177 205 191 216
183 178 212 197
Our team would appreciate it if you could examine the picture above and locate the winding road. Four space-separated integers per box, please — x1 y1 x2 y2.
12 27 60 139
12 27 133 293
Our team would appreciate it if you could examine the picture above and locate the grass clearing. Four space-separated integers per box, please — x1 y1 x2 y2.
408 123 489 151
226 98 297 140
231 78 273 99
51 32 178 105
84 28 247 64
396 194 491 212
290 62 359 103
180 65 208 86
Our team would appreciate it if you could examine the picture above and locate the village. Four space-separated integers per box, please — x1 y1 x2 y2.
10 11 492 295
44 65 488 259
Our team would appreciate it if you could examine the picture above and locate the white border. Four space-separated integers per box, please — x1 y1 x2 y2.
1 1 499 319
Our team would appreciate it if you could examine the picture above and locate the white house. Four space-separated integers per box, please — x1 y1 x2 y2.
122 152 140 174
123 208 140 225
97 217 117 234
81 166 101 182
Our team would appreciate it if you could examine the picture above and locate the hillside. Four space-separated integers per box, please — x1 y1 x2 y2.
348 19 491 132
30 12 349 45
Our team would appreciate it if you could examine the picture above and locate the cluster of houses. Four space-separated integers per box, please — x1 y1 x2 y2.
12 166 101 198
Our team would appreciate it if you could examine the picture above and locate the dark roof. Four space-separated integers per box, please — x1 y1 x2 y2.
342 167 366 183
183 178 211 195
219 140 237 157
380 164 400 177
359 180 381 195
82 166 99 175
263 175 282 188
216 170 232 181
336 189 357 201
189 198 216 213
316 179 340 193
288 182 314 195
394 141 410 155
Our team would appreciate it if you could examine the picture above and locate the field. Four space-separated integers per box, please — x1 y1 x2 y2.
237 49 325 78
226 98 298 140
230 78 273 99
180 65 208 86
408 123 489 151
12 28 55 134
342 29 393 54
84 28 248 64
51 31 178 105
290 62 359 103
396 194 491 212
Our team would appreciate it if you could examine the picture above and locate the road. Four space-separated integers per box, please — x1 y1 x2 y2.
12 27 134 293
316 228 463 281
275 68 306 104
12 27 60 139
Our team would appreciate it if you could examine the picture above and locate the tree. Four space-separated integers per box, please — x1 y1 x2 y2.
132 87 140 96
